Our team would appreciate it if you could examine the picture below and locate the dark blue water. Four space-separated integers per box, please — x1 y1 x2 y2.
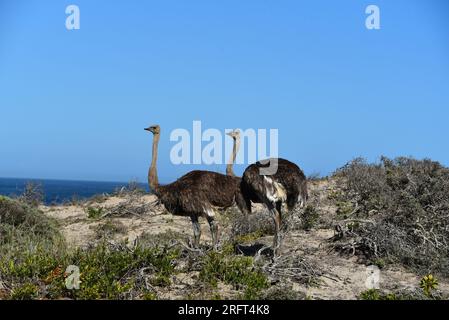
0 177 148 205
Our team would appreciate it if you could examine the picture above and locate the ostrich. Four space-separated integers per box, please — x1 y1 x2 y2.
226 130 240 177
237 158 308 253
144 124 242 248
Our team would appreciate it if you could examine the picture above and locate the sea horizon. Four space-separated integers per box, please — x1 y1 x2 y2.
0 176 150 205
0 176 135 184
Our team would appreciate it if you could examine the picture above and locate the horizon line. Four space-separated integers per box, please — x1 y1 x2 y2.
0 176 150 185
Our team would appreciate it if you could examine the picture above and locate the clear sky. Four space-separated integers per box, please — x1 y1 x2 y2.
1 0 448 182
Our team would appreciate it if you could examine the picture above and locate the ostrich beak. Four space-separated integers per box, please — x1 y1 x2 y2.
144 127 151 131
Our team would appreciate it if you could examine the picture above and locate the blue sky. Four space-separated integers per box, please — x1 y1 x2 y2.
1 0 448 182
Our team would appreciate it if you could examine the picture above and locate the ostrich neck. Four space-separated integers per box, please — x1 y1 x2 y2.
226 137 240 176
148 133 160 192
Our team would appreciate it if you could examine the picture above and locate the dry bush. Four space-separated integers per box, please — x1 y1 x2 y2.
0 196 58 240
230 210 275 239
307 172 323 181
0 196 65 299
228 204 312 243
101 194 160 218
85 193 109 205
261 254 323 286
93 219 127 239
332 156 449 275
18 182 44 207
135 230 189 250
114 180 146 197
260 284 306 300
0 195 29 225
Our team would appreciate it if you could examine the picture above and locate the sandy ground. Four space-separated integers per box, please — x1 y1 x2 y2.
42 194 201 247
40 181 449 300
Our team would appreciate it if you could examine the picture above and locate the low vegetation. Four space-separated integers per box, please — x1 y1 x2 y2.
199 246 270 300
113 180 147 197
360 274 444 300
1 155 449 300
17 182 44 207
0 196 66 299
332 157 449 276
0 195 274 300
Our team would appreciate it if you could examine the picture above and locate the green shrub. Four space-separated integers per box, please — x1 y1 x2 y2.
9 283 39 300
149 274 171 287
86 207 104 219
300 205 319 231
371 258 386 269
142 291 158 300
234 231 264 243
53 242 181 299
0 197 180 300
420 274 438 297
360 285 443 301
2 246 64 279
0 197 65 286
360 289 397 300
199 250 269 300
0 200 66 300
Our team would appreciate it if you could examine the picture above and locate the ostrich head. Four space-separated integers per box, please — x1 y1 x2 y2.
226 129 240 140
144 124 160 135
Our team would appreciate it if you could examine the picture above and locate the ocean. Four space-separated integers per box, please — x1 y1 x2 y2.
0 177 148 205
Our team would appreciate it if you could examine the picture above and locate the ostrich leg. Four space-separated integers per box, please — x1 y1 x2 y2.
190 215 201 248
276 201 284 246
268 203 282 254
206 215 219 249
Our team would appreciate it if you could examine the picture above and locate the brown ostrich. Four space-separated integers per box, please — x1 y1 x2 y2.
237 158 308 252
226 130 241 177
144 124 242 248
